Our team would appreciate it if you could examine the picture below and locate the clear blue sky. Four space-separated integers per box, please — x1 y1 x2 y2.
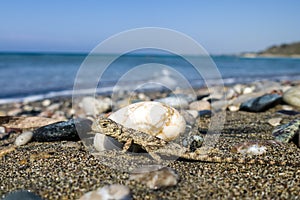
1 0 300 54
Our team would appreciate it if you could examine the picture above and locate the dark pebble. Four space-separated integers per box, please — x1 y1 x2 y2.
198 110 212 117
240 94 282 112
2 190 43 200
33 118 92 142
272 119 300 144
207 98 220 103
196 94 209 100
276 110 300 116
182 135 204 151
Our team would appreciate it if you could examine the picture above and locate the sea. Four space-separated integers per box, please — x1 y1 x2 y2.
1 52 300 104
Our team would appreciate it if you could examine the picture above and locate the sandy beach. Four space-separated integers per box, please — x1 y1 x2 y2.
0 81 300 199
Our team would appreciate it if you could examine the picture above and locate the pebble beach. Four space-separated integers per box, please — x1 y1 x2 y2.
1 80 300 199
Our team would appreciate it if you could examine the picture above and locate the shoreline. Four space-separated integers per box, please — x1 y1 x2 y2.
241 53 300 59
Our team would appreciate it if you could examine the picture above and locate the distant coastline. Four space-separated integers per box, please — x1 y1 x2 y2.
241 42 300 58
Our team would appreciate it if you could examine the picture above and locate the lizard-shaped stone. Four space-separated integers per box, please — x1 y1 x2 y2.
92 117 298 166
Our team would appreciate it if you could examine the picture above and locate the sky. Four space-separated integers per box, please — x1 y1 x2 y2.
1 0 300 54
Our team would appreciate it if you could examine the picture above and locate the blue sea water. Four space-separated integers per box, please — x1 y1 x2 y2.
1 53 300 103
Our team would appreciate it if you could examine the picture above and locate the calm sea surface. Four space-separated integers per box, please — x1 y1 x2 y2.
1 53 300 102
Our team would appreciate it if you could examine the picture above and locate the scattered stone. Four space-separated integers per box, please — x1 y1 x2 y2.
189 100 211 111
268 118 282 126
2 190 43 200
233 84 244 94
46 103 61 111
15 131 33 146
276 110 300 116
41 99 51 107
186 110 199 119
155 96 189 109
79 184 131 200
243 86 255 94
254 80 282 93
137 93 150 101
0 127 10 140
7 108 22 116
80 97 111 116
240 94 282 112
211 100 228 111
281 105 293 110
272 119 300 146
168 93 196 103
225 88 237 100
198 110 212 117
130 166 178 190
0 126 5 134
283 86 300 107
196 93 210 100
109 101 186 142
182 135 204 151
228 105 239 112
32 118 92 142
23 105 33 112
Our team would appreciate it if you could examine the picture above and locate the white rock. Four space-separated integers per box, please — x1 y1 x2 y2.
155 96 189 109
0 126 5 134
233 84 244 94
228 105 240 112
130 166 178 190
79 184 131 200
47 103 60 111
282 105 293 111
15 131 33 146
186 110 199 119
93 133 123 151
80 97 111 115
243 86 255 94
283 86 300 107
189 100 211 111
268 118 282 126
42 99 51 107
109 101 186 142
225 88 237 100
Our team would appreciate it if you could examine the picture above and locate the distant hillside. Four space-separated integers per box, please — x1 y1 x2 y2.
242 42 300 58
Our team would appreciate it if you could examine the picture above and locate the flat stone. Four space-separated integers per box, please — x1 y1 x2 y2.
240 94 282 112
2 190 43 200
80 97 111 115
268 118 282 126
33 118 92 142
155 96 189 109
276 110 300 116
272 119 300 144
189 100 211 111
130 166 178 190
228 105 239 112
